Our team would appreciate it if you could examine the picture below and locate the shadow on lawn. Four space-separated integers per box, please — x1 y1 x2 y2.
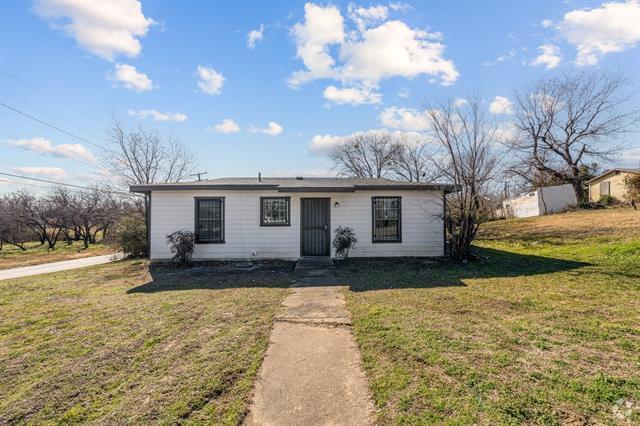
127 261 295 294
338 246 591 291
126 247 590 293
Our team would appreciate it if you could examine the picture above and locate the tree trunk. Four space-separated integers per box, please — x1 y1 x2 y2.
570 179 587 205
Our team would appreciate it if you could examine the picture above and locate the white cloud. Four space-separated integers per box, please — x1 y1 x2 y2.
541 19 553 28
247 24 265 49
128 109 187 122
483 48 522 66
558 0 640 66
108 64 153 91
454 97 468 107
308 129 424 154
196 66 225 95
288 3 458 101
619 146 640 167
33 0 154 61
212 119 240 134
494 122 518 143
530 44 562 70
323 85 382 105
11 166 67 181
397 87 410 98
379 106 432 131
489 96 514 115
258 121 283 136
7 137 95 163
309 134 345 153
389 2 412 12
289 3 345 86
348 4 388 32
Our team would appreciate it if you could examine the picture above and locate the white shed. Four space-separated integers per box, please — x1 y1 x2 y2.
130 177 453 262
501 184 577 219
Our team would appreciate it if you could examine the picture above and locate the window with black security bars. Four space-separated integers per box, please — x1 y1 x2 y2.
261 197 290 226
372 197 401 243
195 198 224 243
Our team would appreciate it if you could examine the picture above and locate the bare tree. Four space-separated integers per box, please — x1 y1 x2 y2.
106 117 197 256
391 134 441 182
426 96 501 262
510 72 638 203
107 118 196 186
13 192 65 249
329 131 440 182
0 195 29 251
330 131 399 178
53 187 111 249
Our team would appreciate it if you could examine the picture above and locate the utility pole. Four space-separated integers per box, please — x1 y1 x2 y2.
190 171 208 181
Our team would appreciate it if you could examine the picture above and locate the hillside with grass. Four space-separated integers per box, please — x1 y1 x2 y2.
343 208 640 424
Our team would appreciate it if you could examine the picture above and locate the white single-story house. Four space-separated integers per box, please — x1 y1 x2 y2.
499 183 577 219
130 177 454 262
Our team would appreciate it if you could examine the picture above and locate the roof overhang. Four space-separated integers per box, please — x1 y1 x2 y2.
130 182 457 193
587 168 640 184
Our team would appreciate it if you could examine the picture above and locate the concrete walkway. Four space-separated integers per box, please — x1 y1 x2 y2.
245 276 375 425
0 252 124 281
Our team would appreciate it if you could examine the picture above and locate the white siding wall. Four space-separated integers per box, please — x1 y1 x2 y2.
150 189 444 261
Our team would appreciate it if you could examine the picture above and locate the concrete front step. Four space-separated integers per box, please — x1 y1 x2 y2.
294 257 336 276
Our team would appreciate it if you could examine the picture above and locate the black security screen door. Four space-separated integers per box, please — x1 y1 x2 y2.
301 198 330 256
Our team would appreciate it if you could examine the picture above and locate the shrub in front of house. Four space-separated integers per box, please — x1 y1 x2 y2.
332 226 357 259
116 215 147 257
166 230 195 267
599 194 618 206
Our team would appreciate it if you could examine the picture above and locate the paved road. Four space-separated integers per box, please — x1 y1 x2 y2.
0 252 125 281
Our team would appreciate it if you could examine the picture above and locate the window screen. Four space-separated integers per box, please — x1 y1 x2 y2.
372 197 401 243
261 197 290 226
195 198 224 243
600 181 610 196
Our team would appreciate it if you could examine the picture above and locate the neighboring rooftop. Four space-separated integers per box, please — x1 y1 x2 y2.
130 177 455 193
587 168 640 183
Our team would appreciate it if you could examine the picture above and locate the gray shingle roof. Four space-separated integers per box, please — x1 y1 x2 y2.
130 176 454 193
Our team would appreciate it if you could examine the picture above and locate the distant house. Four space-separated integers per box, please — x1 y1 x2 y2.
130 177 454 262
500 184 577 219
588 168 640 202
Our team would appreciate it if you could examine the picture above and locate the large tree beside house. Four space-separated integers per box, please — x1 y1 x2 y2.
509 72 639 204
105 117 197 255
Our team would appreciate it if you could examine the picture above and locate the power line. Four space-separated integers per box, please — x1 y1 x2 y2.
0 172 137 197
0 102 119 156
0 178 52 190
0 69 37 89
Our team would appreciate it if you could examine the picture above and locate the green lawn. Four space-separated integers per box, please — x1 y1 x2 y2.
0 261 290 424
341 208 640 424
0 241 117 270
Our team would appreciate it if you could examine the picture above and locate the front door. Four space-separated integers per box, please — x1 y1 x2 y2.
301 198 330 257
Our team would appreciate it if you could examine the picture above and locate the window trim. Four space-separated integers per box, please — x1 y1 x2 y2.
371 196 402 243
194 197 225 244
260 196 291 227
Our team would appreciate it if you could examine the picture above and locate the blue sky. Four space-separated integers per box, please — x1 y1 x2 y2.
1 0 639 192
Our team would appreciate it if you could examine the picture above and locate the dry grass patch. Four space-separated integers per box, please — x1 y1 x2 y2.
478 207 640 245
342 208 640 424
0 241 117 270
0 260 291 424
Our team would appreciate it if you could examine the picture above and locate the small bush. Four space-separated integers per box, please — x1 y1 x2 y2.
599 194 617 206
332 226 357 259
166 230 195 267
116 215 147 257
